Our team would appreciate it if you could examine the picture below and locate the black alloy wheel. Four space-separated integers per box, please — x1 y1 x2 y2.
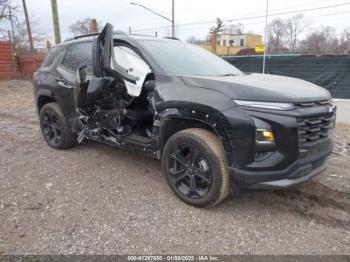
42 110 63 146
39 102 76 149
162 128 230 208
168 143 212 199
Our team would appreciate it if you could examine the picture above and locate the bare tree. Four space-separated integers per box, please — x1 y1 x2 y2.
69 17 103 36
0 0 46 54
0 0 20 39
0 25 9 39
186 35 207 45
339 28 350 53
342 28 350 42
186 35 197 44
13 17 47 54
224 23 244 35
0 0 19 21
299 26 339 54
285 14 308 52
267 18 286 54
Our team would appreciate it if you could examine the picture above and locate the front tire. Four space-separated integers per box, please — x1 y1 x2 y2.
162 128 230 208
39 102 76 149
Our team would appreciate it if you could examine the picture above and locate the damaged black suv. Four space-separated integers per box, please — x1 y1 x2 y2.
33 23 336 208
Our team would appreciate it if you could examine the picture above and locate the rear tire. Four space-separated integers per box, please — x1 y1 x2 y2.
162 128 230 208
39 102 76 149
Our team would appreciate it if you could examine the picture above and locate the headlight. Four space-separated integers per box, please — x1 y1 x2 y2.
234 100 295 110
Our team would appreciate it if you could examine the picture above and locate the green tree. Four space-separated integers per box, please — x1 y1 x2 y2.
210 18 225 35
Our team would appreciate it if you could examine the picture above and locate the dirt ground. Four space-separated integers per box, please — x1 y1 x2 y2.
0 80 349 255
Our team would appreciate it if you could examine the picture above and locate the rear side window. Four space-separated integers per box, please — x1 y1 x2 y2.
62 42 93 72
41 46 64 67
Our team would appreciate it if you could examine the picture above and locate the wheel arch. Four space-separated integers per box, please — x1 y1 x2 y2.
36 89 57 112
37 95 57 112
158 106 235 164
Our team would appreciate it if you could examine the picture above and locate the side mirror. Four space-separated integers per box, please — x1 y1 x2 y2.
77 65 88 84
144 80 155 92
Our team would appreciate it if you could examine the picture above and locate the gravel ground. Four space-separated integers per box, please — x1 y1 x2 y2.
0 80 349 255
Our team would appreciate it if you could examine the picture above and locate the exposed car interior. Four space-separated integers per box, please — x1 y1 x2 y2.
75 41 155 145
112 45 154 132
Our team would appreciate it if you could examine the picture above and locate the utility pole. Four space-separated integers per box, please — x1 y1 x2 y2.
51 0 61 44
21 0 34 52
130 1 175 37
262 0 269 74
8 31 15 63
171 0 175 38
8 30 19 78
8 2 15 43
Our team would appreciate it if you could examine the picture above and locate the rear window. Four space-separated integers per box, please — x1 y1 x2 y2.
62 42 93 72
41 46 64 67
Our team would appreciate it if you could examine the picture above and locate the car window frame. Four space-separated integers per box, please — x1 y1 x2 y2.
41 46 65 68
61 41 93 73
61 45 73 71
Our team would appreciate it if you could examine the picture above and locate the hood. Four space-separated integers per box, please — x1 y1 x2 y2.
182 73 331 103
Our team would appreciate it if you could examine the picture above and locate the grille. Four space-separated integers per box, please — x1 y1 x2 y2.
295 99 332 107
297 112 335 145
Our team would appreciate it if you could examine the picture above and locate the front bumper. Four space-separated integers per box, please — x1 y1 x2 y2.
223 101 335 191
229 140 332 190
249 157 329 189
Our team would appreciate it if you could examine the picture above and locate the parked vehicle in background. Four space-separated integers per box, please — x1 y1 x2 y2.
33 23 336 208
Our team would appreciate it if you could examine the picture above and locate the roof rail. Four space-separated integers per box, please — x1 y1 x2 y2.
64 32 100 42
114 31 128 36
130 33 155 37
63 31 127 42
163 37 180 41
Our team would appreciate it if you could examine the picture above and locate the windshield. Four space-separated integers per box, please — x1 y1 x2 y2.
138 40 243 77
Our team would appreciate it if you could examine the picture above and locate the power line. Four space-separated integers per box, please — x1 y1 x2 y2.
188 0 333 25
131 0 333 33
227 1 350 22
131 9 350 39
146 1 350 31
132 1 350 33
174 9 350 33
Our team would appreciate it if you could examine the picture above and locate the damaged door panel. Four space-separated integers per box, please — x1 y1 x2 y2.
93 23 137 84
33 23 335 208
